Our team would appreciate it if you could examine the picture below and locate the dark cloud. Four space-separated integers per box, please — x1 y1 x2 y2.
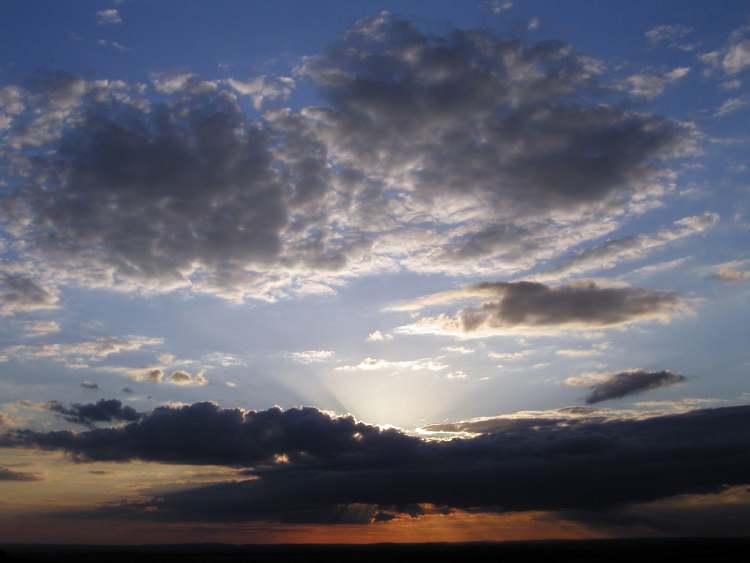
462 281 681 330
4 402 750 524
302 13 690 226
398 280 684 335
80 381 99 390
585 370 686 404
0 272 59 316
0 467 43 481
46 399 142 427
121 387 134 394
0 14 695 299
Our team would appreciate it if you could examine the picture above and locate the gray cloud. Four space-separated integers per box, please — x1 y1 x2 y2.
583 369 687 404
79 381 99 390
0 272 59 316
46 399 142 427
0 467 43 482
397 281 685 336
0 14 696 301
5 402 750 525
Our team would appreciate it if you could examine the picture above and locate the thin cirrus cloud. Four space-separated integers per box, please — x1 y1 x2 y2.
394 280 687 337
0 13 697 305
536 212 718 281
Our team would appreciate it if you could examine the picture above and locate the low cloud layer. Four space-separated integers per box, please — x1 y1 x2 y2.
3 402 750 525
0 467 43 482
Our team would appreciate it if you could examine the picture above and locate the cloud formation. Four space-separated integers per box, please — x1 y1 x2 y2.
396 281 685 337
0 14 696 303
573 369 687 404
4 402 750 525
0 272 59 316
0 467 43 481
538 212 718 280
47 399 142 427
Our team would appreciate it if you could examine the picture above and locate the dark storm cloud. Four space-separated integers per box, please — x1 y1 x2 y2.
585 370 686 404
4 402 750 524
0 272 59 316
46 399 142 427
0 467 43 481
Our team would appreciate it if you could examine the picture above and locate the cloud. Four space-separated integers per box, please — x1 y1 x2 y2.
621 67 690 98
573 369 687 404
167 370 208 386
700 22 750 75
80 381 99 390
708 260 750 282
395 281 685 337
715 96 750 117
5 402 750 525
97 39 130 52
484 1 513 14
366 330 392 342
0 467 43 481
0 15 697 302
96 9 122 25
645 24 697 51
17 320 61 338
538 212 718 280
0 272 59 316
226 76 295 110
335 357 449 373
46 399 142 427
291 350 335 364
0 336 163 368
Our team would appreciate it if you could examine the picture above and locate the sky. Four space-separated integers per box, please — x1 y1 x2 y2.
0 0 749 544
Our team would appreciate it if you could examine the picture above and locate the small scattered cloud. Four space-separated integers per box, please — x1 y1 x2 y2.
80 381 99 390
708 260 750 282
96 9 122 25
291 350 335 364
715 96 750 117
336 357 449 373
622 67 690 98
645 24 697 50
97 39 130 52
366 330 392 342
484 1 513 15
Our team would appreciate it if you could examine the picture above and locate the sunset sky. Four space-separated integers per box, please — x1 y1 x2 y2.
1 0 749 544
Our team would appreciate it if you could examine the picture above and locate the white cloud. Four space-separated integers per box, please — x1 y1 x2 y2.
366 330 392 342
715 96 750 117
622 67 690 98
96 9 122 25
336 356 449 373
291 350 335 364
